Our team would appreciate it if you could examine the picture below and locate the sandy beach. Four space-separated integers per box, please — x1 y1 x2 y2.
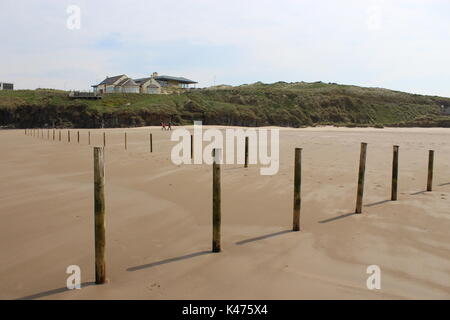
0 126 449 300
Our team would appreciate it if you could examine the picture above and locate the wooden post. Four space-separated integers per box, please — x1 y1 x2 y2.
103 132 106 147
244 136 249 168
94 147 106 284
59 130 61 141
47 129 49 139
77 131 80 144
293 148 302 231
88 131 91 145
355 142 368 214
212 148 221 253
53 129 55 141
427 150 434 192
391 145 399 201
68 130 70 143
150 133 153 153
191 134 193 159
124 132 127 150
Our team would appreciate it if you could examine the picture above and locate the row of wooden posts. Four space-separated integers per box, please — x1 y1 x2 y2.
95 143 436 284
24 129 436 285
25 128 154 153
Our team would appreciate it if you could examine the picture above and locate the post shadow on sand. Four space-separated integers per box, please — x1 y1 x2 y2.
127 250 212 272
438 182 450 186
365 199 391 207
318 212 355 224
410 190 427 195
235 230 292 245
16 282 96 300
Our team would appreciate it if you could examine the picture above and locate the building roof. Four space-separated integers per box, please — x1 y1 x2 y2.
116 78 138 87
133 77 152 84
97 75 126 86
155 75 197 84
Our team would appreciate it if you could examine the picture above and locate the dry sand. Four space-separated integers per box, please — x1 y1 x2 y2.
0 126 449 300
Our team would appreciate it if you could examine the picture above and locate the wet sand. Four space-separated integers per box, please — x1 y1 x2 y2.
0 126 449 299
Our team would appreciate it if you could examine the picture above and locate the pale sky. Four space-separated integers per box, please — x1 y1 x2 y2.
1 0 449 97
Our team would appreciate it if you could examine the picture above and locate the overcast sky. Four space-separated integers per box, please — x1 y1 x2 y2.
1 0 449 97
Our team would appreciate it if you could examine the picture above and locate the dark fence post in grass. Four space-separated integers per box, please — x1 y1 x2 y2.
103 132 106 147
124 132 127 150
391 145 399 201
212 148 221 253
244 136 249 168
191 134 193 159
293 148 302 231
94 147 106 284
150 133 153 153
355 142 368 214
427 150 434 192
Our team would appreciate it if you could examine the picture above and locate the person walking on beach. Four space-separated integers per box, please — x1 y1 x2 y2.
161 121 166 131
168 121 172 131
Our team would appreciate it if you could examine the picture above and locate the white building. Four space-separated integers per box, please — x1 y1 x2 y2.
0 82 14 90
92 72 197 94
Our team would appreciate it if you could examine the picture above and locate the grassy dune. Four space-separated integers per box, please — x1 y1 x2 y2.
1 81 449 128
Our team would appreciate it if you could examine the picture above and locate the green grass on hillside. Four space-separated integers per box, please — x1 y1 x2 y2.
1 82 449 128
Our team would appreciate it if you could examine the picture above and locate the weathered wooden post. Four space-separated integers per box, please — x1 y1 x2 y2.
68 130 71 143
93 147 106 284
244 137 249 168
427 150 434 192
391 145 399 201
59 130 61 141
212 148 221 253
150 133 153 153
53 129 55 141
103 132 106 147
293 148 302 231
191 134 194 159
77 131 80 144
355 142 368 214
47 130 49 139
124 132 127 150
88 131 91 145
